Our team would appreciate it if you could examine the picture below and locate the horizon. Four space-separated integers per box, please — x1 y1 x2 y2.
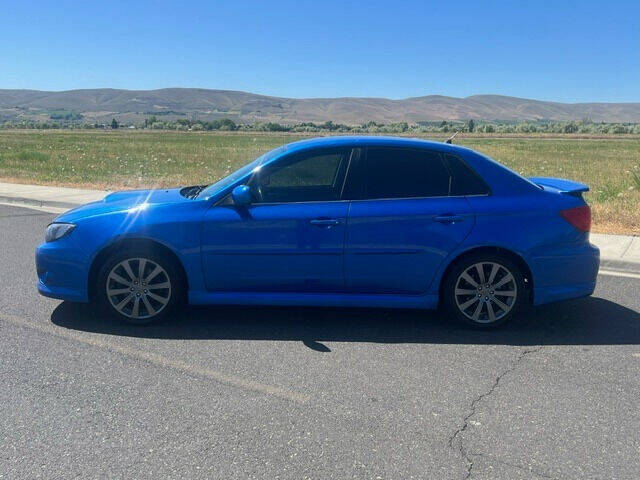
1 1 638 103
2 86 639 105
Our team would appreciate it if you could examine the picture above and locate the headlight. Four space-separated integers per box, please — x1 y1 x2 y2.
45 223 76 242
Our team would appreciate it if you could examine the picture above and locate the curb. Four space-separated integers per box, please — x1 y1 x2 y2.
599 258 640 275
0 195 80 210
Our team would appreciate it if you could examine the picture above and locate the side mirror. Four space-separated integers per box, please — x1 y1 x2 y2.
231 185 252 206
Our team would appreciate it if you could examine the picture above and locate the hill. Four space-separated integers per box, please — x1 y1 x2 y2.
1 88 639 124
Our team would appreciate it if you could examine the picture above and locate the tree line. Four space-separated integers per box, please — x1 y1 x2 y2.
3 117 640 135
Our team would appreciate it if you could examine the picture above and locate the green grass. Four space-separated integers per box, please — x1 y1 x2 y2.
456 137 640 233
0 130 638 234
14 151 51 162
0 130 293 188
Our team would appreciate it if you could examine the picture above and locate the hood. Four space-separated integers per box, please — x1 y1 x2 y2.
54 187 189 223
102 188 188 204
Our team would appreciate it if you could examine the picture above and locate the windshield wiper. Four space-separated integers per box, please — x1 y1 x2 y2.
180 185 208 199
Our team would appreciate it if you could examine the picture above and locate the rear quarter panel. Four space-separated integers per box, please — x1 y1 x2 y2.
427 150 599 298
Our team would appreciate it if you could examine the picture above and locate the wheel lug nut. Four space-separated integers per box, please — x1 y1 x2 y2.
130 287 134 291
144 289 148 293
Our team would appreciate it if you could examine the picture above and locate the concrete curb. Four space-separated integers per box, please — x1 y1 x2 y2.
0 195 81 210
590 233 640 274
599 258 640 275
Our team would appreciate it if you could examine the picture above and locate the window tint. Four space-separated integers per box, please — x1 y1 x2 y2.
250 148 350 203
363 147 450 199
444 154 490 196
268 154 341 187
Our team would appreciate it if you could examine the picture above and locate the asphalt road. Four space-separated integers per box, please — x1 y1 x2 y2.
1 203 639 480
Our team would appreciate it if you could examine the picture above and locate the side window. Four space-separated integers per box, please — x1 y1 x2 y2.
363 147 450 199
250 148 350 203
444 154 490 196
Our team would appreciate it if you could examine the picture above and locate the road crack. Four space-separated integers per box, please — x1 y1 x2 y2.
448 345 544 479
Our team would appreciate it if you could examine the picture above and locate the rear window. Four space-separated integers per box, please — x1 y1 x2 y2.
363 147 450 199
444 154 490 196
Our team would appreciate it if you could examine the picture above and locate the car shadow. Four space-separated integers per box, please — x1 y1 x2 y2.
50 296 640 350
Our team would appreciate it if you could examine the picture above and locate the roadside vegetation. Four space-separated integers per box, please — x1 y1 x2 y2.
0 130 637 234
4 117 640 136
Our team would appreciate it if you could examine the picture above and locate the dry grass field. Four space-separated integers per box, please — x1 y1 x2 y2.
0 130 638 234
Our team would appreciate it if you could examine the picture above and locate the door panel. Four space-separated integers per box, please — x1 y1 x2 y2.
345 197 474 294
202 202 348 292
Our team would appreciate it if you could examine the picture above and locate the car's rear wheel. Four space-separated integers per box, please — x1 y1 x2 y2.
96 249 183 325
443 253 525 328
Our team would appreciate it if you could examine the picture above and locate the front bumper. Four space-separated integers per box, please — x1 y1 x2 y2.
36 241 90 302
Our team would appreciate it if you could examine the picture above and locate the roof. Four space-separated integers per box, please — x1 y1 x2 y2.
281 135 471 155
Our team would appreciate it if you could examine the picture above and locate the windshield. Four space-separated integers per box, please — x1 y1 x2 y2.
197 145 286 199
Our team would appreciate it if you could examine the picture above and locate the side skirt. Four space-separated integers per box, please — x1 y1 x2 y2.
188 291 439 310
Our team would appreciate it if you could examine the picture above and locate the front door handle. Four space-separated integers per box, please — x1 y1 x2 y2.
310 218 341 227
434 214 464 224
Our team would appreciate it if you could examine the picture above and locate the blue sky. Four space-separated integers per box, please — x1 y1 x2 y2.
1 0 638 102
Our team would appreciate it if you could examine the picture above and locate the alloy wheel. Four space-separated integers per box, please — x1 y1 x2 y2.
106 257 172 320
454 261 517 324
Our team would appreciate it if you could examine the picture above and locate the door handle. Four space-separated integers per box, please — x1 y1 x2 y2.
434 214 464 224
310 218 341 227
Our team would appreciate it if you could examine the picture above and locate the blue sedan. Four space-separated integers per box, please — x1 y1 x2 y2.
36 136 599 327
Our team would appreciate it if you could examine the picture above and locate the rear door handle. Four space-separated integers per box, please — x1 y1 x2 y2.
310 218 341 227
434 214 464 224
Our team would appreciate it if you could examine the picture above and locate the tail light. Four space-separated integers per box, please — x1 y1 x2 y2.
560 205 591 232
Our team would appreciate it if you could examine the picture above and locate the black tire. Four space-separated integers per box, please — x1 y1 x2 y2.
95 247 184 325
442 253 526 328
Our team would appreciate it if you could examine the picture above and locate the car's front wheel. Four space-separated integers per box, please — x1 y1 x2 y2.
96 249 182 325
443 253 525 328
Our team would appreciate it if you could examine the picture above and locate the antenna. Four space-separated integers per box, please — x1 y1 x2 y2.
445 131 460 144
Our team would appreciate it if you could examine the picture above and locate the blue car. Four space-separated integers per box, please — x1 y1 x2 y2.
36 136 599 327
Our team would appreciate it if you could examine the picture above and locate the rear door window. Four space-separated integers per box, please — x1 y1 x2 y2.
444 154 490 196
361 147 450 199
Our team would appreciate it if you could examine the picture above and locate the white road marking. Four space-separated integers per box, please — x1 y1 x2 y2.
0 312 310 404
598 269 640 280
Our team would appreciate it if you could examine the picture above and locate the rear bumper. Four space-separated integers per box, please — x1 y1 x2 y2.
533 281 596 306
36 242 89 302
530 242 600 306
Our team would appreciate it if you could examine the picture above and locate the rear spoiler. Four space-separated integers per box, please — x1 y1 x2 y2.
528 177 589 196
